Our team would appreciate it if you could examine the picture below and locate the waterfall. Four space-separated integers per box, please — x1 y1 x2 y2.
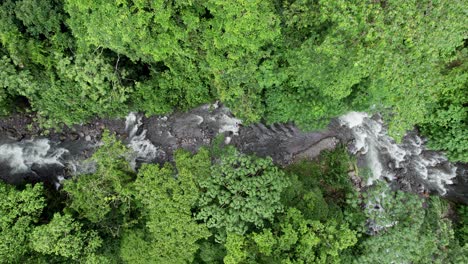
0 138 72 187
125 112 160 169
0 139 68 174
0 107 462 203
340 112 457 195
121 104 242 168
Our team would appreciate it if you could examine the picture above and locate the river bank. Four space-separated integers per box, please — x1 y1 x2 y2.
0 105 466 204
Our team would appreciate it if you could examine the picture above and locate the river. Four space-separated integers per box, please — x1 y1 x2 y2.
0 104 466 204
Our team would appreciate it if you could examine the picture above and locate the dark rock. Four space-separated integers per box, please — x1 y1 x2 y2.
0 105 466 206
69 133 79 141
5 128 22 141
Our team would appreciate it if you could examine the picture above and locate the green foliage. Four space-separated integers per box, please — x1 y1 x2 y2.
209 134 237 160
14 0 63 38
313 0 465 139
296 187 330 222
0 183 45 263
64 0 282 122
264 0 365 128
197 242 226 264
281 170 331 222
282 147 354 222
362 182 424 232
0 0 35 65
267 208 356 264
0 139 466 264
30 213 102 260
0 55 34 115
65 0 195 62
0 0 466 261
65 0 211 115
352 184 466 264
128 150 211 263
200 0 280 122
131 77 176 116
119 229 154 264
0 0 466 161
263 0 467 140
63 131 133 225
455 205 468 246
196 150 290 237
419 48 468 162
224 208 358 264
223 233 248 264
0 0 136 127
287 147 354 194
35 52 132 126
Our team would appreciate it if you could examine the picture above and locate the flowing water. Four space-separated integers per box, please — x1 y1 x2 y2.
0 106 465 203
0 139 68 174
125 112 161 169
340 112 457 195
0 139 69 186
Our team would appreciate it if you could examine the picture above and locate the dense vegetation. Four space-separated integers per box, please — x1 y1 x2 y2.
0 1 467 263
0 0 466 160
1 133 466 263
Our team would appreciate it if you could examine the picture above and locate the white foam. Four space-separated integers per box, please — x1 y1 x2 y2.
218 114 242 135
340 112 369 128
0 139 68 174
340 112 457 194
66 159 97 176
54 175 65 190
125 112 139 138
194 115 204 125
128 130 159 161
124 112 160 169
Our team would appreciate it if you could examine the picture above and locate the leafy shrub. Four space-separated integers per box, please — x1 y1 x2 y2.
196 150 290 237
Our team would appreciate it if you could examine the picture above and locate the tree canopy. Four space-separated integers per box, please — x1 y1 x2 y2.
0 0 466 263
0 135 466 263
0 0 465 159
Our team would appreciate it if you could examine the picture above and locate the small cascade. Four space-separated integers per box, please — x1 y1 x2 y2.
54 175 65 190
65 158 97 176
0 106 463 204
217 111 242 145
0 139 68 175
365 191 398 234
125 113 161 169
339 112 457 195
217 112 242 136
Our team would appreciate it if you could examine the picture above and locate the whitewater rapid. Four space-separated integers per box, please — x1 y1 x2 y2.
0 107 464 202
0 139 68 174
125 112 160 169
340 112 457 195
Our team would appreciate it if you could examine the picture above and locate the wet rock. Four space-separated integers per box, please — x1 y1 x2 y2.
69 133 79 141
340 111 459 198
172 114 204 138
445 163 468 204
0 105 466 205
294 137 339 161
5 128 23 141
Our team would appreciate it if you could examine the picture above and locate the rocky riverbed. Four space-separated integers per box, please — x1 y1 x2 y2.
0 104 466 204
